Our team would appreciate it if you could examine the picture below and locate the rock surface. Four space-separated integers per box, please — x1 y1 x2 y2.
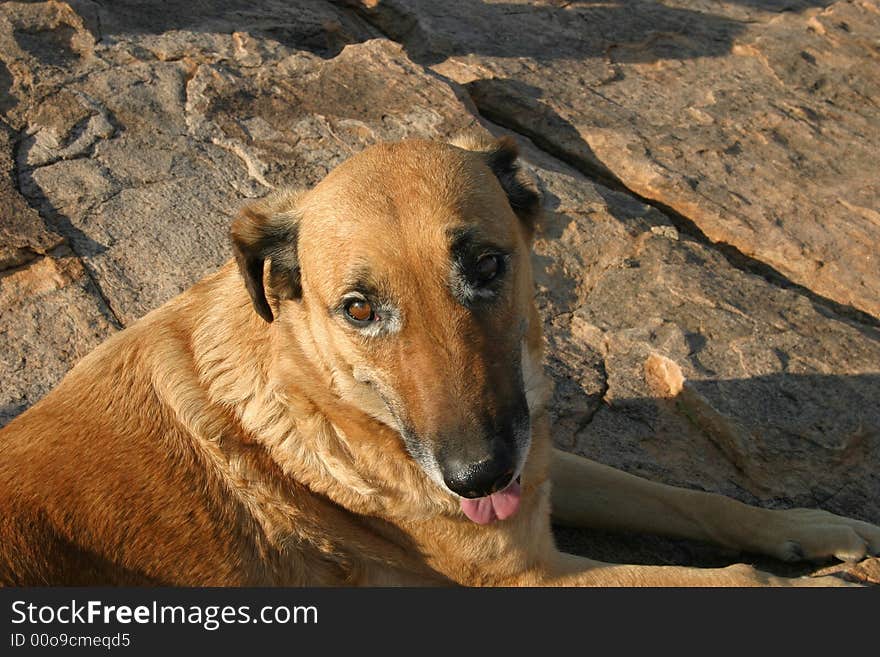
342 0 880 319
1 0 878 577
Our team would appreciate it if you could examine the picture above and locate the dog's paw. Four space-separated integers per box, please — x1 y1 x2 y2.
762 508 880 563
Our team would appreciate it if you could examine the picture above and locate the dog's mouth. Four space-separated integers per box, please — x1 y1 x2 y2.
459 475 522 525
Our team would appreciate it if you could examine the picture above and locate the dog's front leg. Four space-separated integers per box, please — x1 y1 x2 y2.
550 448 880 563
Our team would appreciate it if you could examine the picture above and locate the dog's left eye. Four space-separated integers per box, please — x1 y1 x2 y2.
474 254 504 286
345 299 376 323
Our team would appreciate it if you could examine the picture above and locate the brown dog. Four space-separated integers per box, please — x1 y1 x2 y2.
1 136 878 586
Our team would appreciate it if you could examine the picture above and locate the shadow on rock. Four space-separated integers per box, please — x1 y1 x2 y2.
0 61 14 117
90 0 382 58
16 165 108 260
340 0 837 65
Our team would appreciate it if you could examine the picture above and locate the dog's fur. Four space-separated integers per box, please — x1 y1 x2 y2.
1 136 878 586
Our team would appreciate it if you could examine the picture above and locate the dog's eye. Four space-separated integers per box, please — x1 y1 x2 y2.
474 254 503 286
345 299 375 323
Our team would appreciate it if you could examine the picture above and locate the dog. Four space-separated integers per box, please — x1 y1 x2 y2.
1 135 878 586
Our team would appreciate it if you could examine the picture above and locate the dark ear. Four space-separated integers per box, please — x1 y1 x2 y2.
452 134 542 237
230 189 302 323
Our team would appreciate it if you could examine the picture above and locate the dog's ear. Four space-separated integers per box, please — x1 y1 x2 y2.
230 189 302 323
451 134 541 237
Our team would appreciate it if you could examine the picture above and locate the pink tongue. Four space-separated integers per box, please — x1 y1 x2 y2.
459 480 522 524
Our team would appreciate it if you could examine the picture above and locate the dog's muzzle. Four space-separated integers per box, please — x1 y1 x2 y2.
436 415 529 525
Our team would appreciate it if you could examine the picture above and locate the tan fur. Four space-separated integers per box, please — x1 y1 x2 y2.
2 138 877 587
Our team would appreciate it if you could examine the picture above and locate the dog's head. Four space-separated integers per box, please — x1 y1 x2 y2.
231 136 543 524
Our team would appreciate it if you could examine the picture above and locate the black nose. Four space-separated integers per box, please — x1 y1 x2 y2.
442 457 516 499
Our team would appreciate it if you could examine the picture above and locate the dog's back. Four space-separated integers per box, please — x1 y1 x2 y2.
0 286 246 584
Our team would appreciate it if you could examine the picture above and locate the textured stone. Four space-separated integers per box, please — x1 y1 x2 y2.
0 123 63 270
0 0 97 122
342 0 880 318
0 245 116 426
184 39 479 191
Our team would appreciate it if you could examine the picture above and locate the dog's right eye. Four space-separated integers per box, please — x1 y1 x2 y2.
345 299 375 323
474 254 502 285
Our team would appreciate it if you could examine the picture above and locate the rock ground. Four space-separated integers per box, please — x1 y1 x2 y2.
1 0 878 579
